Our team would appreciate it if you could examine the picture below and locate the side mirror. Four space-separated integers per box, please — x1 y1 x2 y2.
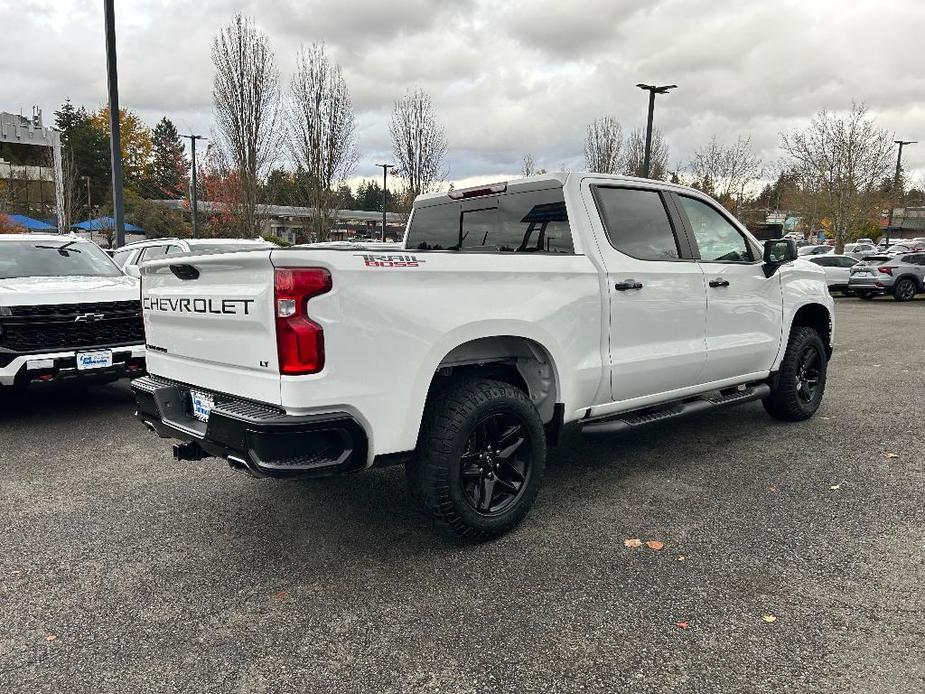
762 238 797 277
763 238 797 264
125 264 141 279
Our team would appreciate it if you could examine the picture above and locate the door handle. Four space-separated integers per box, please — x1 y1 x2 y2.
708 278 730 288
614 280 643 291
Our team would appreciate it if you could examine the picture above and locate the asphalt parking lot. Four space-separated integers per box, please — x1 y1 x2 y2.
1 297 923 693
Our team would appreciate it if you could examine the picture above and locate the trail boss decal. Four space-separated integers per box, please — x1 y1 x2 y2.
355 253 425 268
143 297 254 315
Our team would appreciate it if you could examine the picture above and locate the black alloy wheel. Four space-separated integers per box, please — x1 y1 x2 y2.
407 377 547 540
795 344 822 404
460 412 532 515
893 278 917 302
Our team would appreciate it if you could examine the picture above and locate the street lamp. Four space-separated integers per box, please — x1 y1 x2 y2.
886 140 917 241
635 83 677 178
181 134 207 236
375 163 393 241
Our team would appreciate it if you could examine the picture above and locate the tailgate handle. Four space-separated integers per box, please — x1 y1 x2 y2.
169 264 200 280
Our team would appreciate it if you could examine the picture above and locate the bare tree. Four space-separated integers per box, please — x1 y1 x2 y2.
212 13 279 237
389 87 447 201
584 116 623 174
520 153 547 177
780 103 894 252
624 127 669 180
689 135 762 214
289 43 358 242
47 145 79 232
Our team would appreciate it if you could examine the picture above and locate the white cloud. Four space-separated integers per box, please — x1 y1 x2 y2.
1 0 922 184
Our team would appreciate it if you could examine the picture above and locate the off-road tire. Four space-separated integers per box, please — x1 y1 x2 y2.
406 377 546 540
892 278 917 302
763 326 828 422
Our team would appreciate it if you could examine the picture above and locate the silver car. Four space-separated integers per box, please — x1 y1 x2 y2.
848 252 925 301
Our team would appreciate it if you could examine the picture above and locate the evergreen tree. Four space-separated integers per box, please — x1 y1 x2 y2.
150 117 189 199
54 98 110 211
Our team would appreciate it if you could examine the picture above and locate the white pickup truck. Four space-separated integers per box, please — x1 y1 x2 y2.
0 234 146 388
132 173 834 539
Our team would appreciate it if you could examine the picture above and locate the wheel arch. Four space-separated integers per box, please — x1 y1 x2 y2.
789 302 833 358
430 335 562 424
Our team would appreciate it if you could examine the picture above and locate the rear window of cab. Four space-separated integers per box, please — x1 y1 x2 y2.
406 188 574 254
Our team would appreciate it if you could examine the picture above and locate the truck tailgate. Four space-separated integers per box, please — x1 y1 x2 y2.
140 251 281 404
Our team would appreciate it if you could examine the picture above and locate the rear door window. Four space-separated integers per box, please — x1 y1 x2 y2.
593 187 680 261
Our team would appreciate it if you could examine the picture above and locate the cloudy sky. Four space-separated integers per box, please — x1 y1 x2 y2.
3 0 924 189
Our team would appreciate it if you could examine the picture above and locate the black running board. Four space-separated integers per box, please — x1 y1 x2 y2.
580 383 771 440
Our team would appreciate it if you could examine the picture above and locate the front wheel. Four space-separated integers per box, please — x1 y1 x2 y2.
406 377 546 540
892 278 917 302
763 326 828 421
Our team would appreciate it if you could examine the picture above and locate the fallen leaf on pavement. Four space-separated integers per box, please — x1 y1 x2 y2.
882 452 899 459
646 540 665 551
624 538 643 548
46 634 57 641
273 591 289 601
767 485 777 493
829 484 841 490
677 555 686 561
762 614 777 623
675 621 689 629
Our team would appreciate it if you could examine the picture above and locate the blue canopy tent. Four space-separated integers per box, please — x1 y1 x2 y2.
71 216 144 234
7 214 56 231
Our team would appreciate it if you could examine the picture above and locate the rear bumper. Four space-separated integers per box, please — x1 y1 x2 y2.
848 277 891 292
131 375 368 478
0 345 146 387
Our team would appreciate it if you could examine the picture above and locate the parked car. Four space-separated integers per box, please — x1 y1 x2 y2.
112 237 277 278
0 234 145 388
848 253 925 301
805 254 859 293
798 244 834 256
843 242 878 259
130 173 834 539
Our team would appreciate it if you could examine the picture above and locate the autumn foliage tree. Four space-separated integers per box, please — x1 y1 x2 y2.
0 214 25 234
90 105 153 186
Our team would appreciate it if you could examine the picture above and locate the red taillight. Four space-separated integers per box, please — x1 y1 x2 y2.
878 266 894 275
274 267 332 375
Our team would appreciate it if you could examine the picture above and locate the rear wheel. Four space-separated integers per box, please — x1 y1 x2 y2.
763 326 828 422
406 377 546 540
892 278 917 302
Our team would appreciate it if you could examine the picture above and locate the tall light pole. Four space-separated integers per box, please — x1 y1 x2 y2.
83 175 91 215
103 0 126 248
635 83 677 178
886 140 917 241
375 163 393 241
181 134 207 236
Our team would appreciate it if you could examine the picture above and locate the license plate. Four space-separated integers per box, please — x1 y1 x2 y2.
76 350 113 371
190 390 214 422
853 271 873 277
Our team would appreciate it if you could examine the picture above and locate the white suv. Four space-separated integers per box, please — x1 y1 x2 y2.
112 238 276 278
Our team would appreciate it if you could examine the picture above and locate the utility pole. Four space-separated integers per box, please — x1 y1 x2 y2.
375 163 393 241
886 140 917 242
103 0 125 248
635 83 677 178
181 134 207 236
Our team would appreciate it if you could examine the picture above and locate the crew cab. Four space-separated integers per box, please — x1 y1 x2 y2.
132 174 834 539
0 234 145 388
